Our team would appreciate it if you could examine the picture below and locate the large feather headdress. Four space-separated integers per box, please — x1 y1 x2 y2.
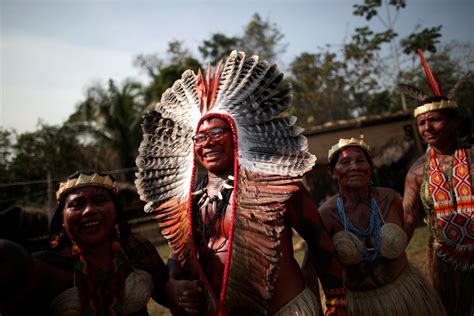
135 51 316 315
398 49 471 117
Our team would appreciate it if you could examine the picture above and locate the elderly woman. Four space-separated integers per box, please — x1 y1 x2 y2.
25 170 190 315
305 138 445 315
401 50 473 316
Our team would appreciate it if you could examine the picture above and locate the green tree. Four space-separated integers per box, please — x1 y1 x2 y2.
199 33 239 65
198 13 287 65
346 0 442 113
0 128 14 173
240 13 287 63
4 124 91 207
134 40 201 106
68 79 145 181
288 51 353 126
0 128 16 208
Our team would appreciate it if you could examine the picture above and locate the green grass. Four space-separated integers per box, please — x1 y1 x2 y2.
147 226 431 315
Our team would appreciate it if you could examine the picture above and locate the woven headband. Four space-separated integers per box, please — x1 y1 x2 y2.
328 137 371 163
56 173 117 201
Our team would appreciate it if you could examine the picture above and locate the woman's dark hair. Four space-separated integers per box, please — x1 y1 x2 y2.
49 169 131 248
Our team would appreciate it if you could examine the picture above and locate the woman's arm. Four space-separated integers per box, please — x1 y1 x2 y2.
286 184 346 315
402 160 425 241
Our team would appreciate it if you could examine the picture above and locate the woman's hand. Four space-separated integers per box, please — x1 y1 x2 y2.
167 279 203 315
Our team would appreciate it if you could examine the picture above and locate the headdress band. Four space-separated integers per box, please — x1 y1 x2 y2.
413 99 458 117
56 173 117 201
328 137 371 163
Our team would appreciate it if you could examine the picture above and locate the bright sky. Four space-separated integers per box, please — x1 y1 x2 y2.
1 0 472 133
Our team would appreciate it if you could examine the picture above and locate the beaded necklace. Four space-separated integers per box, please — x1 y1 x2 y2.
71 240 126 315
193 175 234 252
336 196 381 262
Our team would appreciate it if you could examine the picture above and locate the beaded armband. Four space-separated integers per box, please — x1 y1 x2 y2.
324 288 347 315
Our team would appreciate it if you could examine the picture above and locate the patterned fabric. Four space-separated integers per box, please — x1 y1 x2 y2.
72 241 126 315
421 147 474 270
323 287 346 314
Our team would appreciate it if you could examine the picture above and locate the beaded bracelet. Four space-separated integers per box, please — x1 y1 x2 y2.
324 287 347 315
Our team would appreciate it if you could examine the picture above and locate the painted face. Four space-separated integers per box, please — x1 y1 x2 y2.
62 186 117 248
194 117 234 175
331 147 372 190
416 110 458 149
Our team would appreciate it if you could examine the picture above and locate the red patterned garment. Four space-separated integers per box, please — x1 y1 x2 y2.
422 147 474 270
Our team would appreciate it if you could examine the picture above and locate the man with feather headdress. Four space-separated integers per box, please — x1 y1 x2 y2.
135 51 346 315
400 49 473 316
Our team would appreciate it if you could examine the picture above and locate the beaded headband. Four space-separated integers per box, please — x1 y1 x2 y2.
56 173 117 201
328 137 371 163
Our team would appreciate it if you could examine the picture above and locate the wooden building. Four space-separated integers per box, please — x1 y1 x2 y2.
302 111 426 202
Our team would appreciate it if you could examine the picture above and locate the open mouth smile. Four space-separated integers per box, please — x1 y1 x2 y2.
81 220 101 231
204 152 222 159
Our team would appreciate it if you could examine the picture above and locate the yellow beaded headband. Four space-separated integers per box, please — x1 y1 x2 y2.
56 173 117 201
413 99 457 118
328 137 371 163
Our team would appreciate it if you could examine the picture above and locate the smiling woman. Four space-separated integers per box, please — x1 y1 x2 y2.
17 170 176 315
304 137 446 315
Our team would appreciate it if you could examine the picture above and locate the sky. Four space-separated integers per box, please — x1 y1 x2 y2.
1 0 473 133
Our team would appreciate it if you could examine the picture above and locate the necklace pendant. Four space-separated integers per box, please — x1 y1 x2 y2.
223 182 233 189
192 188 205 196
202 196 211 208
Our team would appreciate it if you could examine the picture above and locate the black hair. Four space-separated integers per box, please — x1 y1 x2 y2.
49 169 131 248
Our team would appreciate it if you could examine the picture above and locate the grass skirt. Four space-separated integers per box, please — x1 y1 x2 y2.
347 264 446 316
428 240 474 316
273 288 320 316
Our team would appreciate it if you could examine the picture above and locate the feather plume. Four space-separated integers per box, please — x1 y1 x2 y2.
135 50 317 314
397 83 429 101
418 49 441 96
447 71 472 100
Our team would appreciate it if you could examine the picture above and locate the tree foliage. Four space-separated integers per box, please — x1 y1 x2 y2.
199 13 287 65
240 13 287 63
68 79 145 181
134 41 202 106
346 0 442 103
291 0 446 121
1 124 92 208
289 51 352 126
199 33 239 65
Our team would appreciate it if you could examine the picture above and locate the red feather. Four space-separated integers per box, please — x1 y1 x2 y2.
418 49 441 96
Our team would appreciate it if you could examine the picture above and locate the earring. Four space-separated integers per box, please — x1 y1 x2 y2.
114 223 121 240
50 227 66 248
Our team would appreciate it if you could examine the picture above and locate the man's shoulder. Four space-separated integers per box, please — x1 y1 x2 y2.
318 196 337 215
407 153 427 178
